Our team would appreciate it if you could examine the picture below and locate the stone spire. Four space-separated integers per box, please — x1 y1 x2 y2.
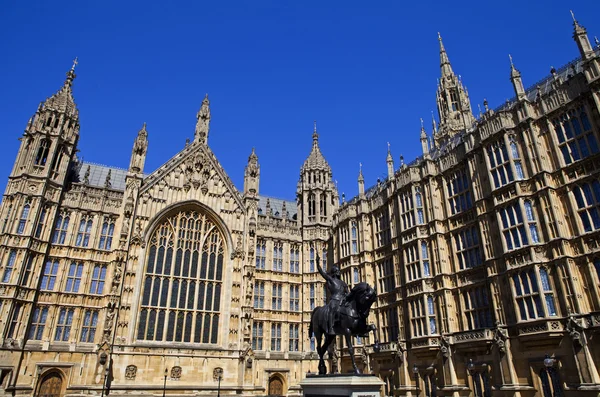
420 118 429 156
244 147 260 197
129 122 149 173
301 121 331 172
386 143 394 178
509 55 526 100
438 32 453 78
570 11 594 60
435 33 475 146
195 94 211 144
41 58 79 119
358 162 365 196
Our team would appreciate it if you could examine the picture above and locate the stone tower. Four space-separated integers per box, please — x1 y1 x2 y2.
434 33 476 146
297 122 339 337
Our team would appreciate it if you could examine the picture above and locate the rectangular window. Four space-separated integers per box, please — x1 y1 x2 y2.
410 299 426 337
2 251 16 283
421 242 431 277
270 323 282 351
512 268 557 321
21 255 34 286
65 262 84 293
351 221 358 254
454 227 482 270
80 310 99 343
54 308 74 341
255 240 266 269
41 259 59 290
572 180 600 232
552 106 599 165
89 265 106 295
399 191 415 231
377 258 396 294
446 168 473 215
289 323 299 351
310 284 315 310
310 247 315 272
272 244 283 271
463 286 493 330
29 306 49 340
254 281 265 309
252 321 264 350
17 204 30 234
272 283 282 310
290 284 300 311
375 211 391 247
427 296 437 335
7 303 21 338
98 220 115 250
405 244 421 281
76 218 93 247
487 140 514 189
290 246 300 273
499 202 528 250
35 208 47 238
52 214 70 245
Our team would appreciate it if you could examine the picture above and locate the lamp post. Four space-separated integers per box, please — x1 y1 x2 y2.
215 368 224 397
99 352 108 397
163 368 168 397
412 364 419 397
544 354 555 371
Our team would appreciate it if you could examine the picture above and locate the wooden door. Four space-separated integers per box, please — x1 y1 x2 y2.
268 376 283 396
38 373 62 397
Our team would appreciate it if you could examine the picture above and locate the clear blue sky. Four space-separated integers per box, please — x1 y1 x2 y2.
1 1 598 200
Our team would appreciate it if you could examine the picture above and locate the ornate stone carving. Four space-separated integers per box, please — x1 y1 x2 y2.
566 316 584 347
213 367 224 381
170 366 182 380
125 365 137 380
493 326 508 354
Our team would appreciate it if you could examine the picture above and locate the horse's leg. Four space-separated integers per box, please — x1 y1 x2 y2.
368 323 380 352
344 332 360 375
323 334 337 374
316 331 327 375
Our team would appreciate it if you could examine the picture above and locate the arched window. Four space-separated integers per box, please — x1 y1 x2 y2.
35 207 47 238
34 139 51 166
17 204 30 234
421 242 431 276
427 296 437 334
52 214 70 245
510 138 524 180
76 218 93 247
137 209 226 344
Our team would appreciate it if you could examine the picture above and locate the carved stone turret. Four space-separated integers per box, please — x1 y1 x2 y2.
195 94 211 144
129 123 148 173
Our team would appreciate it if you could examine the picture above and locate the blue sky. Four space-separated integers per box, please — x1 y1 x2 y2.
1 1 598 200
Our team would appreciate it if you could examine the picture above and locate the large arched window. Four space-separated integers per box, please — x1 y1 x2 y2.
137 209 226 344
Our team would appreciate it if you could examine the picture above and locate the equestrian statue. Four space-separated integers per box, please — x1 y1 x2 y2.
309 254 380 375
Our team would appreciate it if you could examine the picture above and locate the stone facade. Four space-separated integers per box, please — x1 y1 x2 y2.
1 16 600 397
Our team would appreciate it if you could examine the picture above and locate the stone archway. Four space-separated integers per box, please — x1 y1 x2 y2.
37 372 63 397
268 374 284 396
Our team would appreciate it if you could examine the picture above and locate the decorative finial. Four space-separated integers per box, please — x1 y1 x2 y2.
420 118 424 129
478 104 482 117
595 37 600 47
508 54 513 67
314 120 317 133
483 98 489 112
105 169 112 189
71 57 78 72
185 138 190 146
83 165 90 185
312 120 319 146
359 162 363 172
570 10 576 23
437 32 442 41
400 155 404 166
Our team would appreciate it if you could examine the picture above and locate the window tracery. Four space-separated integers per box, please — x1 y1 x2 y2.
137 209 226 344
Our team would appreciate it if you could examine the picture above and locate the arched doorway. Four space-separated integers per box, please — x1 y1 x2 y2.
268 374 284 396
37 372 63 397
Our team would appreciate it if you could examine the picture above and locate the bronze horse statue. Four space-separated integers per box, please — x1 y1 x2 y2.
309 282 380 375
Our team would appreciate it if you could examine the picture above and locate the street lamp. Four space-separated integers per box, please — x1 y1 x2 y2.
215 368 224 397
544 354 555 370
467 359 475 374
163 368 168 397
412 364 419 396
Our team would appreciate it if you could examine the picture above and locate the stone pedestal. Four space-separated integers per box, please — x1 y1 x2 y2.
299 374 384 397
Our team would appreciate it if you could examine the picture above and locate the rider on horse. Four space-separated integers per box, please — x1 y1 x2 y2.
316 254 349 335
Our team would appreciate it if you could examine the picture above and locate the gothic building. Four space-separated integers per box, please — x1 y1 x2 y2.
0 15 599 397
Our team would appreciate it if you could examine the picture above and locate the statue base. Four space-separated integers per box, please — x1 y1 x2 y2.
299 374 384 397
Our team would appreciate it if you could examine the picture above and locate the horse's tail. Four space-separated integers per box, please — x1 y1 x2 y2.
308 309 314 338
